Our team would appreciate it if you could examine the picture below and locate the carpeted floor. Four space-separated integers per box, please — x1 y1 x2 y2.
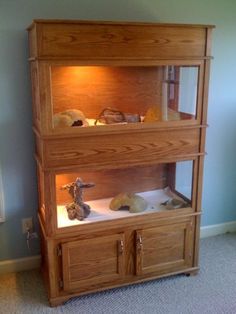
0 233 236 314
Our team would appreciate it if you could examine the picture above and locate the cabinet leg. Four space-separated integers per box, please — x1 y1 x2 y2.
49 297 69 307
185 269 199 277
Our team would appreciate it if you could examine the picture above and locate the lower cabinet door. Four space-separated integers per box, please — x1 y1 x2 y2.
136 219 193 276
61 233 125 292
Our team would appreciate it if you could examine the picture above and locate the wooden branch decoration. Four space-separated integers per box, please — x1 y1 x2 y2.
61 177 95 221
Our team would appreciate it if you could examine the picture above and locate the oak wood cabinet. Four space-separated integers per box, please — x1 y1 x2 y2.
28 20 214 306
135 219 193 276
61 233 125 292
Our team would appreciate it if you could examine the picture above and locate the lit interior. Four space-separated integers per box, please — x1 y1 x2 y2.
51 66 198 129
55 162 193 228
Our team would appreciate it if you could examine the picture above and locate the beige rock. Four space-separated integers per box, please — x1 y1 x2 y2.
53 109 89 128
110 193 148 213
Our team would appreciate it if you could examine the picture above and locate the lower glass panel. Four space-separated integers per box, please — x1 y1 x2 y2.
55 161 193 228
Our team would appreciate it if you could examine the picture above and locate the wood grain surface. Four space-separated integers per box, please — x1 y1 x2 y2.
62 233 125 291
29 22 208 59
51 66 163 117
44 128 200 170
56 164 167 203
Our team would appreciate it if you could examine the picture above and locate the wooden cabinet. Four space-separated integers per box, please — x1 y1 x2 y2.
54 216 194 297
28 20 214 306
135 219 193 276
61 233 125 292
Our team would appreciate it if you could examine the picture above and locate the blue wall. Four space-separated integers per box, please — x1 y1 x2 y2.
0 0 236 260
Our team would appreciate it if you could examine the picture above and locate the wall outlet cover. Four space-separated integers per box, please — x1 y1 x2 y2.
22 217 33 234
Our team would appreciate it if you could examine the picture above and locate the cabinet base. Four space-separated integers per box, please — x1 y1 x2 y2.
48 267 199 307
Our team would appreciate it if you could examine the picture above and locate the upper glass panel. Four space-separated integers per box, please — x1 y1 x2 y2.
51 65 199 130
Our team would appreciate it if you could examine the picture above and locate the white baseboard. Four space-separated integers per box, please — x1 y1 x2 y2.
0 221 236 275
200 220 236 238
0 255 41 275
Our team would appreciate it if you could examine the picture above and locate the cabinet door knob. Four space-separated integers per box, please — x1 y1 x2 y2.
137 234 143 252
118 239 124 255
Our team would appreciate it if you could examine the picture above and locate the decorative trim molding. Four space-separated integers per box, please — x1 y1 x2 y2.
0 255 41 275
0 221 236 274
200 220 236 238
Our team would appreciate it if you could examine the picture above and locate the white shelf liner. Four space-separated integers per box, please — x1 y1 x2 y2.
57 188 182 228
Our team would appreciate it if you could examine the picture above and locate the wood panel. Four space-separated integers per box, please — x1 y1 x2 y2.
166 163 176 191
30 61 41 131
124 229 136 275
36 163 45 214
35 134 43 163
51 66 163 118
55 164 167 203
61 233 125 291
28 24 38 58
29 22 209 59
136 219 193 275
44 128 200 170
43 172 57 236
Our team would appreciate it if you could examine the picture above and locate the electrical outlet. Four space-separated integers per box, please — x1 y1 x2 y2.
29 231 38 239
22 217 33 234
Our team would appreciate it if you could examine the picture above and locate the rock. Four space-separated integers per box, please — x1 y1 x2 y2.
161 198 189 210
110 193 148 213
53 109 89 128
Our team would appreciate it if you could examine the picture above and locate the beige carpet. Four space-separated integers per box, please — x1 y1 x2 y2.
0 233 236 314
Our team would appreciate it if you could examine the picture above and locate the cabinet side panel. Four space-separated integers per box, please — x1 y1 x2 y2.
37 62 53 134
30 62 41 131
36 163 45 220
43 172 57 236
28 25 38 58
35 134 43 164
